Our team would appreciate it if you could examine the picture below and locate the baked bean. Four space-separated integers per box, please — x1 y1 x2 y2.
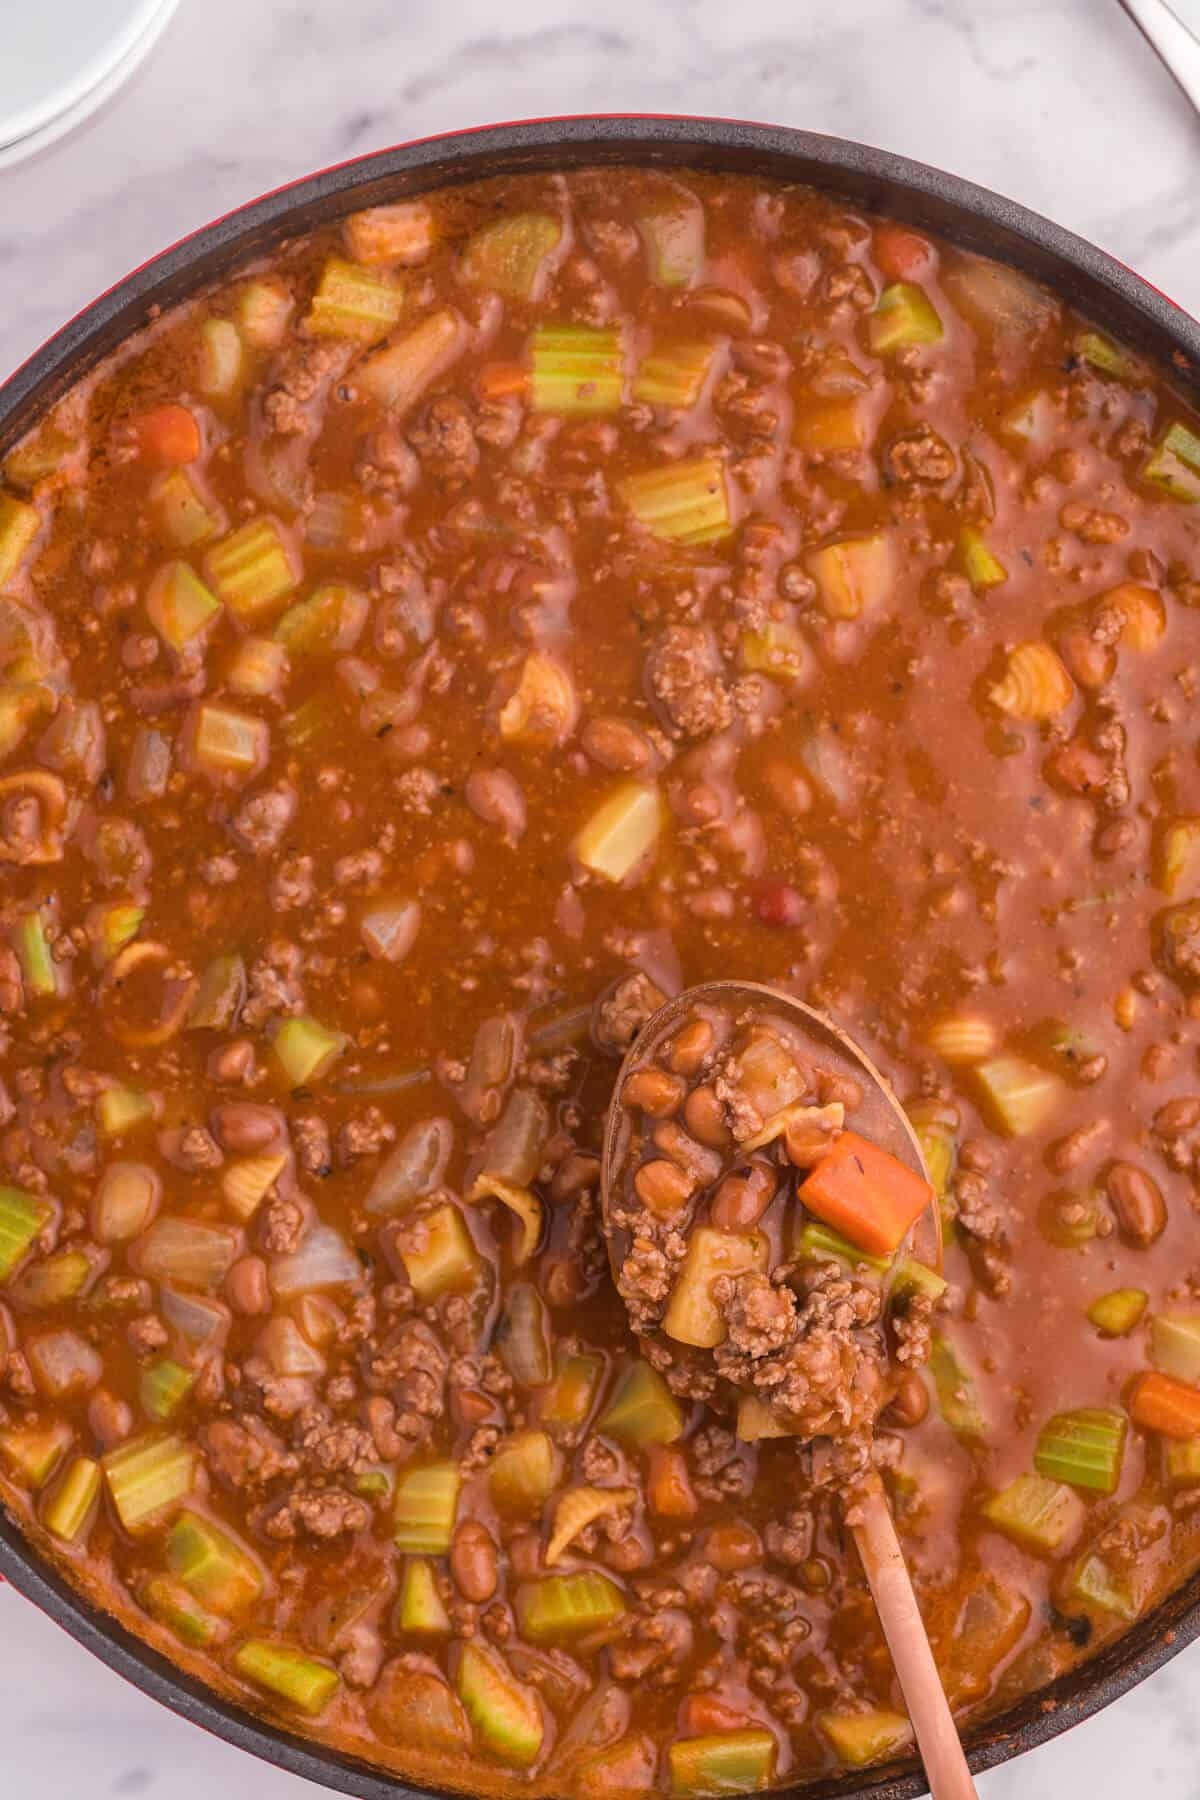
683 1083 732 1148
508 1530 543 1581
1156 1096 1200 1134
226 1255 270 1315
451 1519 498 1602
87 1388 132 1450
710 1160 778 1230
211 1102 283 1153
669 1017 715 1075
601 1533 653 1573
634 1158 695 1215
1105 1161 1166 1246
761 757 813 817
705 1523 763 1570
622 1068 686 1117
581 715 652 773
1049 1118 1110 1173
884 1372 930 1427
464 767 527 842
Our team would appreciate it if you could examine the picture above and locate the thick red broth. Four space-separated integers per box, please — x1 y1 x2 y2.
1 165 1200 1792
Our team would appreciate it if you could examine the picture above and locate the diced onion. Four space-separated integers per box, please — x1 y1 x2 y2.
270 1224 361 1297
257 1315 327 1376
28 1329 103 1398
160 1286 231 1352
365 1117 454 1216
360 899 421 964
91 1162 161 1243
133 1217 241 1290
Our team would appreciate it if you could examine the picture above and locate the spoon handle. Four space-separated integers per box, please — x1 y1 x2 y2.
850 1479 978 1800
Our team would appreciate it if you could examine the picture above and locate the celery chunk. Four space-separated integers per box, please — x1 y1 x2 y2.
981 1472 1084 1552
1074 331 1140 382
669 1729 777 1796
189 702 268 777
304 256 403 342
14 911 57 998
531 325 623 415
929 1333 985 1441
233 1639 340 1715
204 517 300 621
1088 1288 1147 1337
151 468 224 548
140 1574 227 1648
9 1248 92 1308
796 1218 891 1277
958 525 1008 592
274 583 368 657
43 1456 101 1543
515 1570 626 1644
868 282 943 354
638 187 705 288
166 1509 263 1613
633 338 716 409
103 1433 195 1531
0 1184 50 1282
146 561 221 650
619 454 731 546
461 213 562 301
1143 421 1200 503
1034 1407 1126 1494
456 1640 543 1767
1070 1552 1140 1621
397 1556 452 1636
272 1014 348 1087
393 1461 460 1552
140 1358 195 1423
598 1360 684 1446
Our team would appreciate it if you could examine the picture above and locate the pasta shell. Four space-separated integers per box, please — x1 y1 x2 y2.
466 1173 544 1265
989 641 1074 720
545 1485 638 1566
1097 582 1166 653
924 1014 997 1065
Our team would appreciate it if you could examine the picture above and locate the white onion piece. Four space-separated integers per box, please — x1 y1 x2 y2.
91 1162 161 1244
270 1224 361 1297
257 1315 327 1376
133 1217 241 1290
360 898 421 964
161 1285 230 1352
800 731 855 811
365 1117 453 1216
475 1088 548 1190
29 1329 103 1398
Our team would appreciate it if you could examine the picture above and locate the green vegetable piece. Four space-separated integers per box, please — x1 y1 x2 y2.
868 282 944 354
619 453 731 547
1034 1407 1126 1494
43 1455 101 1543
0 493 40 586
530 325 623 415
95 902 144 964
274 583 369 657
980 1472 1084 1553
146 561 221 650
796 1218 891 1277
461 213 562 301
515 1570 626 1644
103 1433 196 1532
166 1509 263 1613
669 1729 777 1795
632 338 716 409
233 1639 340 1715
1164 1435 1200 1488
929 1333 985 1441
598 1360 684 1446
14 910 57 998
817 1710 912 1770
1150 1312 1200 1386
0 1184 51 1282
905 1101 956 1209
455 1640 544 1767
397 1556 452 1636
0 1420 71 1488
272 1014 348 1087
1143 420 1200 502
637 188 705 288
541 1351 604 1430
891 1256 949 1305
204 516 300 621
1070 1552 1140 1621
186 952 247 1032
393 1461 461 1553
958 525 1008 593
1074 331 1140 382
95 1085 155 1139
1087 1288 1147 1337
140 1358 195 1422
140 1573 227 1648
10 1248 93 1307
303 256 403 342
150 467 224 548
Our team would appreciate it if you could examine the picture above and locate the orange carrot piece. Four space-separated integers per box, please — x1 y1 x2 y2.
478 362 528 401
645 1444 697 1519
130 404 201 466
1130 1371 1200 1439
796 1129 933 1258
679 1693 752 1736
873 224 935 283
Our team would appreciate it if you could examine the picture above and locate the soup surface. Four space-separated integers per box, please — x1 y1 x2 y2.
2 164 1200 1794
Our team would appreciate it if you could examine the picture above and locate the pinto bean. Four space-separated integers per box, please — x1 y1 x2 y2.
710 1160 778 1230
581 716 652 773
1105 1161 1166 1246
1156 1096 1200 1134
465 767 527 842
226 1255 270 1315
634 1159 695 1215
451 1520 498 1602
211 1102 283 1153
622 1068 686 1117
884 1372 930 1427
669 1018 715 1076
684 1083 732 1148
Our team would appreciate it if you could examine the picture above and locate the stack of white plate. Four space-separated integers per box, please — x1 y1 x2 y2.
0 0 181 170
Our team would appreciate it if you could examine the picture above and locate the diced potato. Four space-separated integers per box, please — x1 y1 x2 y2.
739 620 811 682
0 494 40 587
489 1430 560 1517
574 781 663 884
237 277 294 349
663 1227 769 1348
398 1202 480 1300
145 562 221 651
971 1054 1063 1137
187 703 269 778
817 1709 912 1770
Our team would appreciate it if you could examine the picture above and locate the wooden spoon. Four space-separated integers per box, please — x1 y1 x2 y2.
600 980 977 1800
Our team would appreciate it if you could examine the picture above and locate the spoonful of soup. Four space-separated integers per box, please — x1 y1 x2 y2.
600 980 977 1800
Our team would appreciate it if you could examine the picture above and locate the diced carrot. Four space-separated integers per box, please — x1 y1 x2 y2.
679 1693 752 1735
646 1444 697 1519
129 405 202 466
796 1130 933 1258
873 224 935 284
1129 1371 1200 1439
478 362 528 401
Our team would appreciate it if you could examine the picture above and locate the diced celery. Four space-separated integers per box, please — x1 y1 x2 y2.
905 1100 956 1204
1157 817 1200 898
304 256 403 342
891 1256 948 1304
1034 1407 1126 1494
166 1509 263 1613
150 467 224 548
488 1430 559 1517
398 1202 480 1300
353 307 467 412
739 620 809 681
199 318 243 398
638 188 705 288
817 1710 912 1770
274 583 368 657
868 282 944 354
189 702 268 776
929 1333 985 1441
1070 1552 1140 1621
574 781 662 883
140 1358 195 1422
227 634 288 698
663 1227 768 1348
393 1462 460 1552
14 910 57 998
221 1151 288 1222
598 1361 684 1446
103 1433 196 1531
10 1247 93 1307
204 517 300 621
1143 421 1200 503
1150 1312 1200 1385
1088 1288 1147 1337
238 277 294 349
958 525 1008 593
796 1218 891 1277
135 1218 239 1290
972 1054 1063 1137
806 533 892 619
1164 1435 1200 1488
456 1640 544 1767
186 952 247 1031
461 213 562 301
541 1351 603 1430
95 1085 154 1139
530 325 623 414
0 1420 71 1488
272 1014 348 1087
94 902 144 964
633 338 716 409
515 1571 626 1644
398 1556 452 1635
233 1639 340 1715
140 1573 227 1648
0 1184 50 1281
0 493 39 586
619 454 731 546
669 1729 777 1797
43 1455 101 1542
146 561 221 650
980 1473 1084 1553
1074 331 1139 381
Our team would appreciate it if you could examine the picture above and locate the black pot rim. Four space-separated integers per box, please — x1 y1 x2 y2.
3 111 1200 1800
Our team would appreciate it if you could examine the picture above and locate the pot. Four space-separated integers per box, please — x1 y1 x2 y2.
2 113 1199 1800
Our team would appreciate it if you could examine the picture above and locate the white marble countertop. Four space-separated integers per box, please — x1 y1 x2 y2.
3 0 1200 1794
